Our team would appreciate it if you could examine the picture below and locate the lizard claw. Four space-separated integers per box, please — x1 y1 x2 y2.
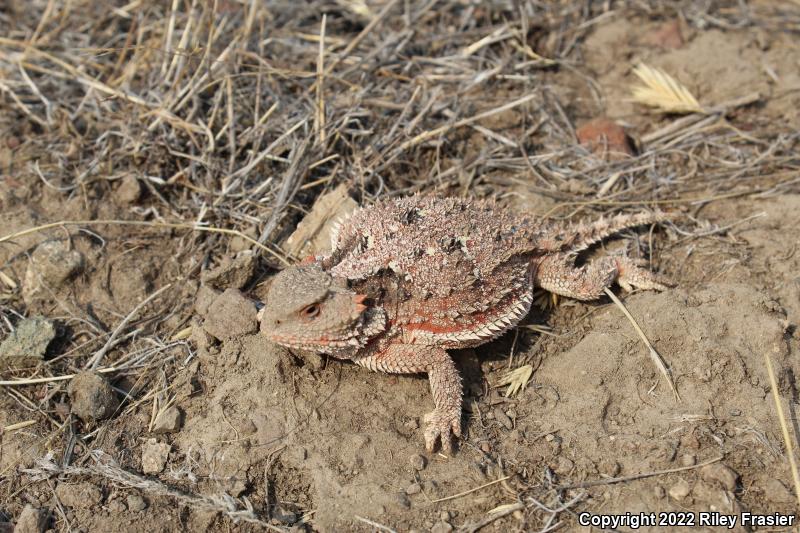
423 409 462 453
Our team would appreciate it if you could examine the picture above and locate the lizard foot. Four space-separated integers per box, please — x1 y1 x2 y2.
423 408 461 453
614 256 674 292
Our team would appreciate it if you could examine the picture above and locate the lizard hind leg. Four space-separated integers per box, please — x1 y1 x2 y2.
534 253 673 301
354 344 463 453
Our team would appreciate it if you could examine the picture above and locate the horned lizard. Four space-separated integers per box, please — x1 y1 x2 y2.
260 196 672 452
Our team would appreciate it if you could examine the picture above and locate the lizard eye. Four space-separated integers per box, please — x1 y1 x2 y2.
301 304 320 318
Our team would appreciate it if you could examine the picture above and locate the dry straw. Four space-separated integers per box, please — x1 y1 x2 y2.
631 63 703 114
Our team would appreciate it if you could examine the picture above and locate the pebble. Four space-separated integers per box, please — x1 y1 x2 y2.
67 372 119 421
440 511 451 521
126 494 147 512
700 463 738 491
142 438 171 474
23 240 84 299
0 316 57 366
202 288 258 341
409 454 427 471
576 118 634 159
201 252 256 290
405 482 421 495
479 441 491 453
14 505 48 533
493 407 513 430
431 522 453 533
115 175 142 205
152 406 183 434
668 478 691 501
56 482 102 509
653 485 666 499
680 453 696 467
550 456 574 476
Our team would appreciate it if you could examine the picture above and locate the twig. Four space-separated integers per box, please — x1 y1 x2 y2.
763 347 800 507
604 288 680 401
430 475 512 503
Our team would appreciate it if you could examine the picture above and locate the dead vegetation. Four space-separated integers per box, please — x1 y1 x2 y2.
1 0 800 531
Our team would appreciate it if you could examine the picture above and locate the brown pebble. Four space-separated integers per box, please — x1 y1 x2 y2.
115 175 142 205
141 438 171 474
152 406 183 434
6 137 20 150
493 407 513 430
67 372 119 422
668 478 691 500
405 482 421 495
700 463 738 491
14 505 48 533
680 454 696 467
576 118 634 159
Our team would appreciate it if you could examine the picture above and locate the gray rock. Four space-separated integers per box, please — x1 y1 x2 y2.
409 454 426 471
126 494 147 512
152 406 183 434
67 372 119 421
202 289 258 341
142 439 171 474
0 316 56 366
14 505 48 533
23 240 84 299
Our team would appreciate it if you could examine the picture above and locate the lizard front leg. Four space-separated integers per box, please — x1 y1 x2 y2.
355 343 463 453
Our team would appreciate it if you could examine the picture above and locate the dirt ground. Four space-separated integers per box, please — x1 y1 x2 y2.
2 1 800 532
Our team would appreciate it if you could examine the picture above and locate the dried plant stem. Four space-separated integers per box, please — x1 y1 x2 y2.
604 288 680 401
762 348 800 507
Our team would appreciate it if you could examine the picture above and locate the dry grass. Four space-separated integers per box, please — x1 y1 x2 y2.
1 0 799 530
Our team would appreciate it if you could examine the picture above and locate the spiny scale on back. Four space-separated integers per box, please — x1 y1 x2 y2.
260 195 672 452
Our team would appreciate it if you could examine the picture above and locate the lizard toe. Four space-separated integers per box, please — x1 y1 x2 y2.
423 409 461 453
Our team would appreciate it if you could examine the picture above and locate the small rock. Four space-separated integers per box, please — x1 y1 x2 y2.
576 118 634 159
23 240 84 299
479 441 491 453
550 456 574 476
274 506 297 524
409 454 427 471
668 478 691 501
142 439 171 474
126 494 147 512
195 285 221 317
56 482 102 509
440 511 451 521
0 316 57 367
202 288 258 341
201 252 256 290
700 463 738 491
107 499 126 513
229 227 258 253
14 505 48 533
493 407 513 430
646 19 684 49
67 372 119 421
598 459 620 477
405 482 421 495
115 175 142 205
152 406 183 434
653 485 666 499
431 522 453 533
680 454 696 467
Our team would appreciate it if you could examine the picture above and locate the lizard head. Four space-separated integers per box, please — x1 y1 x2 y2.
259 264 380 356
